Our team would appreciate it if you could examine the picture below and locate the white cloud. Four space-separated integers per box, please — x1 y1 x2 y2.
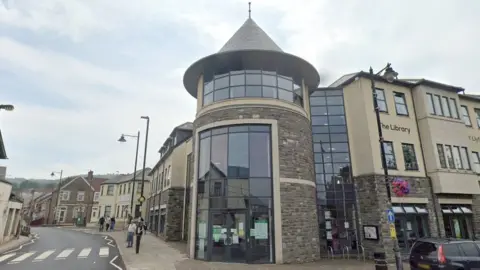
0 0 479 178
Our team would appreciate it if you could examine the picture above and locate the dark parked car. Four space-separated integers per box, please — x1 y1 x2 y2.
409 238 480 269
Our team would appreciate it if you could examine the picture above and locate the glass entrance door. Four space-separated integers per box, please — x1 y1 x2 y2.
210 210 248 263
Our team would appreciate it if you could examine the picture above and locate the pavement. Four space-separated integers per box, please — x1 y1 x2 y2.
0 236 33 254
0 227 126 270
49 227 412 269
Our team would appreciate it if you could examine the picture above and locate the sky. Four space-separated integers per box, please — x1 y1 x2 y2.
0 0 479 179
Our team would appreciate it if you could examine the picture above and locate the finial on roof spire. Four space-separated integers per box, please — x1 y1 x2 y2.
248 2 251 18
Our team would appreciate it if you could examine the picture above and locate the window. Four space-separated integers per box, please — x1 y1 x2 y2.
472 152 480 173
93 192 100 202
441 97 451 117
60 191 70 201
375 88 387 112
437 144 447 168
433 95 443 116
449 98 459 118
475 109 480 128
459 243 480 257
460 147 471 170
461 105 472 126
106 185 114 195
203 70 302 107
452 146 463 169
394 92 408 115
426 93 435 114
100 186 104 195
104 205 111 217
167 165 172 186
76 191 85 201
402 144 418 170
383 141 397 169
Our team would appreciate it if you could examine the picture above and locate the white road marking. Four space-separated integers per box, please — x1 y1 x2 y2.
5 235 37 254
99 247 109 257
78 248 91 258
104 236 116 247
8 251 36 264
109 255 123 270
0 253 17 262
55 248 74 260
32 249 55 261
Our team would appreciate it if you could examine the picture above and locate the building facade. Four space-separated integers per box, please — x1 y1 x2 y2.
183 16 320 264
0 167 23 244
146 122 193 241
96 169 151 227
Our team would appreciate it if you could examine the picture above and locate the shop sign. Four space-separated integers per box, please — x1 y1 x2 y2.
381 123 411 134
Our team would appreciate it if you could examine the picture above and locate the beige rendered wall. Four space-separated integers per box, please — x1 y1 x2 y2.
413 85 480 194
170 139 192 188
344 77 425 178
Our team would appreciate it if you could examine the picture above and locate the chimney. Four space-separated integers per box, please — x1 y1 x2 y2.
87 170 93 181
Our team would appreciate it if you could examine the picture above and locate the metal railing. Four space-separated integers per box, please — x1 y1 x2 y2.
358 245 365 261
342 245 350 260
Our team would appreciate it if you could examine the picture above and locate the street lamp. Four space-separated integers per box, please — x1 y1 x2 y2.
370 63 403 270
139 116 150 214
118 131 140 216
51 170 63 224
0 104 14 111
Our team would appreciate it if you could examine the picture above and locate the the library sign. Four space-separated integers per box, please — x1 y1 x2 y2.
381 123 411 134
469 136 480 143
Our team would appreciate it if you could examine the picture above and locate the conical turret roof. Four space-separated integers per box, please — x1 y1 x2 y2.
219 18 283 53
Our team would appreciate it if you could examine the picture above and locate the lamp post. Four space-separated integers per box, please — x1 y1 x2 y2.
51 170 63 224
0 104 14 111
139 116 150 213
118 131 140 217
370 63 402 270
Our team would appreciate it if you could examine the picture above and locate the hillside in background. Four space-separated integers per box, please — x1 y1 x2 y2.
6 173 118 191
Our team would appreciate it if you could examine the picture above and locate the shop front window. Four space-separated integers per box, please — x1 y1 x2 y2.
203 70 303 107
194 125 274 263
442 205 474 239
392 204 430 252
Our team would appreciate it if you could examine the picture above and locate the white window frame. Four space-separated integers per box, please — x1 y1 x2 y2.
375 88 388 112
93 192 100 201
77 191 85 201
449 98 459 119
452 146 463 169
441 96 451 117
107 185 114 196
167 165 172 186
60 191 70 201
393 92 408 116
461 105 472 126
471 152 480 174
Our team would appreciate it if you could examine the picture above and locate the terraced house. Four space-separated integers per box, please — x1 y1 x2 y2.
146 122 193 241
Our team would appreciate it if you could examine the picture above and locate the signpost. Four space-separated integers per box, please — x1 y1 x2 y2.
386 209 397 239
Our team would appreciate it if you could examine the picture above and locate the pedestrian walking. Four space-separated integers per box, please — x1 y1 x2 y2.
106 217 110 231
110 216 116 231
135 218 144 254
126 222 136 248
99 216 105 232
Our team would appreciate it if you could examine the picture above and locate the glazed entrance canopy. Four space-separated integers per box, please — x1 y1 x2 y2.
183 18 320 98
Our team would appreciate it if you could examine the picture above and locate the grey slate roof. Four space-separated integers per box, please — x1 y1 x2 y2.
219 18 283 53
102 168 152 184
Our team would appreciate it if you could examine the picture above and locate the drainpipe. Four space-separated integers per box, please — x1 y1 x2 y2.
410 89 442 237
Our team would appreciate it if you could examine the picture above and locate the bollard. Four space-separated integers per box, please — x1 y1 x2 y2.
373 252 388 270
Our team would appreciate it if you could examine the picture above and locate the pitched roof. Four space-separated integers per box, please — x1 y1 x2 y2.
91 178 107 191
102 168 152 184
219 18 283 53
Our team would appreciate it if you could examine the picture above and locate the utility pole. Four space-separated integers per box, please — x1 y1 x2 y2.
28 189 35 225
85 170 94 226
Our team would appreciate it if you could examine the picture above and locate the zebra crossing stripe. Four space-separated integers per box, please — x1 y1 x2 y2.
33 250 55 262
77 248 91 258
0 253 17 262
55 248 74 260
99 247 109 257
8 251 36 264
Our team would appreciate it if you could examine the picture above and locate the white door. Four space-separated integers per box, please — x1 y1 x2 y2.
59 209 66 223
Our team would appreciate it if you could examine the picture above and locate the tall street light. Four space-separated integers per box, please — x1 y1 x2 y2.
118 131 140 216
51 170 63 224
139 116 150 215
370 63 402 270
0 104 14 111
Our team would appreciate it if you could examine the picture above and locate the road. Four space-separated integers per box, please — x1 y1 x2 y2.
0 227 126 270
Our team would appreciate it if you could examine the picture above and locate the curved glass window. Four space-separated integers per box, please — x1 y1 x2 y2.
195 125 274 263
203 70 303 107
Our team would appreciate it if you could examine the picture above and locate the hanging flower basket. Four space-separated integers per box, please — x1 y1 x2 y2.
392 179 410 197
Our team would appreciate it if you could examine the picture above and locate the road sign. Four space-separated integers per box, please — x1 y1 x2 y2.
386 209 395 223
389 224 397 239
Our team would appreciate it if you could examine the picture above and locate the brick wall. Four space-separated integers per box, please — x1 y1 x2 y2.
164 188 185 241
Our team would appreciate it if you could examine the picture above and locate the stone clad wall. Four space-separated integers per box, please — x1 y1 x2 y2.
194 104 320 263
354 174 436 261
164 188 185 241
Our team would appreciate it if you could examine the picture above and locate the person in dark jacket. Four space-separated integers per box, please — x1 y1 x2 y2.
110 217 116 231
99 216 105 231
